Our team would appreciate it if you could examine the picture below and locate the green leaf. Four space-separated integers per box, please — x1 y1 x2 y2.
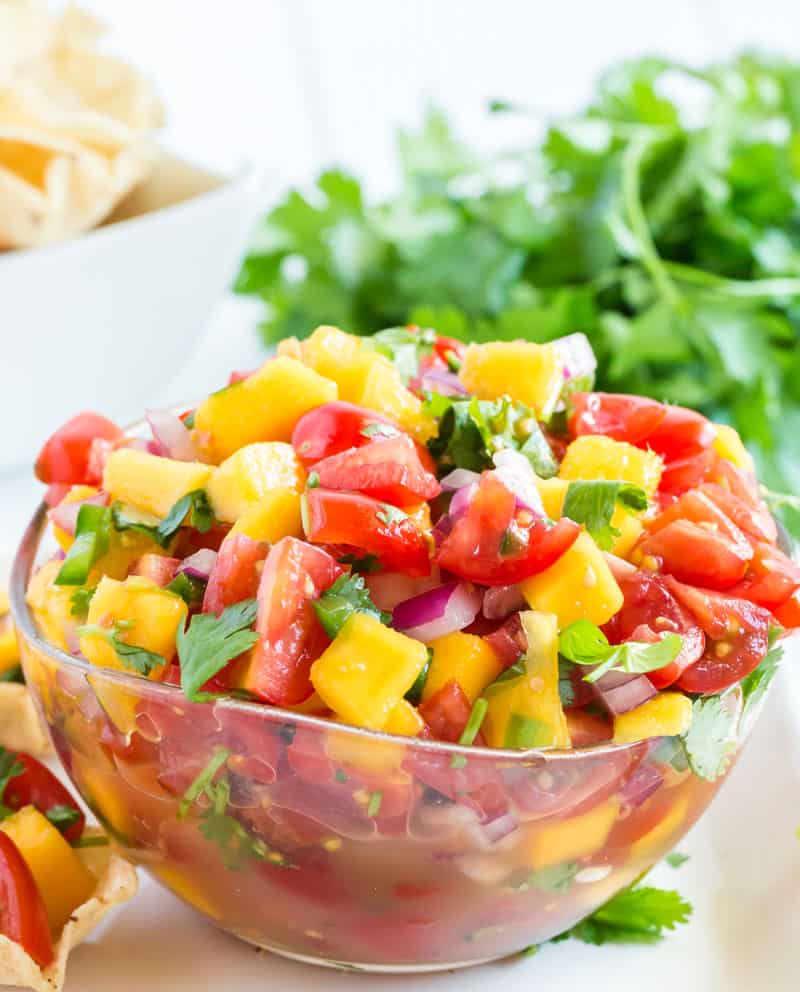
404 649 431 705
0 747 24 819
157 490 215 546
69 586 96 617
337 553 381 574
562 480 648 550
76 622 167 677
55 505 111 586
558 884 692 945
312 575 390 639
559 619 682 682
370 325 435 383
177 600 259 702
666 851 689 869
0 666 23 684
111 503 162 543
739 644 783 730
45 805 81 833
166 572 207 607
528 862 579 894
680 689 742 782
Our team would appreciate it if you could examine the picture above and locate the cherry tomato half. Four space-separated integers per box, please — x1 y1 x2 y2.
570 393 666 445
34 412 122 485
291 401 399 467
418 679 478 743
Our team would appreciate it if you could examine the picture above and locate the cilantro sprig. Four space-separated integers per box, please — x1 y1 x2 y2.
76 621 167 677
157 490 215 546
559 620 682 683
562 481 648 551
177 599 259 702
312 574 389 639
0 747 24 819
551 883 693 946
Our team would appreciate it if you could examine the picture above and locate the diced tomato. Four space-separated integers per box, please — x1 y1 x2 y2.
644 405 716 462
418 680 478 743
603 571 705 689
34 412 123 486
233 537 342 705
228 368 258 385
1 752 86 844
172 523 230 557
699 483 777 545
202 533 269 615
570 393 666 444
566 710 613 747
729 541 800 610
484 614 527 669
131 554 180 587
432 335 466 368
707 456 762 508
312 434 441 507
291 401 400 467
657 448 716 495
0 833 54 968
436 472 580 586
607 787 682 850
774 592 800 629
305 489 431 577
665 577 771 693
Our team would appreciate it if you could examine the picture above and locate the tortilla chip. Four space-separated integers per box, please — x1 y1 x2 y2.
0 847 138 992
0 683 50 755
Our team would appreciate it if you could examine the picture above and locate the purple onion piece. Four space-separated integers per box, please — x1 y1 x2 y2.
176 548 218 581
147 409 200 463
419 368 468 396
49 492 109 536
591 670 657 716
619 762 663 809
449 482 478 522
440 468 481 492
392 581 482 643
482 584 526 620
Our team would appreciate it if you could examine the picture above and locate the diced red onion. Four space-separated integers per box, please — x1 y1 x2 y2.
176 549 218 581
552 332 597 383
419 368 468 396
147 409 200 463
432 514 453 549
440 468 480 492
365 569 442 612
392 581 482 642
492 450 545 516
591 670 657 716
449 482 478 521
483 584 526 620
49 492 108 536
619 762 663 809
604 552 637 581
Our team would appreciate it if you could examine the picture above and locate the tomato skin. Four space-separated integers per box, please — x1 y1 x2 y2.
436 472 580 586
641 520 752 590
570 393 666 444
644 405 716 462
603 571 705 689
237 537 342 706
291 402 399 467
432 335 466 367
774 592 800 629
699 483 777 545
131 554 180 587
665 576 772 641
34 412 122 485
484 614 527 669
312 435 441 508
202 533 269 615
1 752 85 844
728 542 800 610
566 710 612 747
0 832 54 967
657 448 716 495
418 680 476 743
305 489 432 577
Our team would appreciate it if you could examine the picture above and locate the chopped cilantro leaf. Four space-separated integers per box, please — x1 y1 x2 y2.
338 552 381 574
312 574 390 638
0 747 24 819
528 862 578 894
76 622 167 677
366 790 383 817
306 471 320 489
554 884 692 945
177 599 259 702
405 649 432 705
157 490 215 546
111 502 161 543
69 586 96 617
666 851 689 869
560 619 682 683
558 657 576 707
0 666 23 684
562 481 648 551
680 689 741 782
54 504 111 586
739 644 783 732
370 325 435 383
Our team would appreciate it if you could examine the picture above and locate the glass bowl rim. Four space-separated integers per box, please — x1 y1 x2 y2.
11 495 656 765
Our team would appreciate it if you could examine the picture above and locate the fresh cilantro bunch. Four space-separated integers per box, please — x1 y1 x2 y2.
236 54 800 536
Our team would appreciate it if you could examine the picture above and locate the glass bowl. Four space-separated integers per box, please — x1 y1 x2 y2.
11 500 741 972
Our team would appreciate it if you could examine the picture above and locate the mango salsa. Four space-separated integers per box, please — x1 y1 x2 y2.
459 341 564 419
103 448 213 519
230 488 304 542
559 435 663 496
423 632 502 704
207 442 306 523
613 692 694 744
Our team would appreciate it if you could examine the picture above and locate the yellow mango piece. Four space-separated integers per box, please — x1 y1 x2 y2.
525 800 620 870
230 489 304 542
521 531 623 628
713 422 754 472
483 611 570 749
357 359 437 442
73 757 132 841
94 529 167 582
299 325 380 402
459 341 564 419
286 691 327 715
152 863 221 919
535 477 569 520
194 356 338 460
559 435 663 496
385 699 426 737
629 795 690 863
326 701 421 775
535 476 643 557
0 806 96 933
423 632 502 704
80 575 187 677
207 442 306 523
51 485 99 551
0 616 19 675
311 612 428 731
613 692 693 744
103 448 213 518
26 559 77 652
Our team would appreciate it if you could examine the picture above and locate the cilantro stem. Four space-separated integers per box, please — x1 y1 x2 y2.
72 835 111 848
451 697 488 767
178 748 231 819
366 790 383 817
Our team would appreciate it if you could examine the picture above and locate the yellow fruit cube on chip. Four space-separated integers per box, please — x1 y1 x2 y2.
80 575 186 677
521 531 623 628
712 422 754 472
483 611 570 749
423 632 502 704
459 341 564 419
613 692 693 744
207 442 306 523
559 435 663 496
103 448 213 519
525 800 620 870
311 613 428 731
194 356 338 460
230 488 304 542
0 805 96 932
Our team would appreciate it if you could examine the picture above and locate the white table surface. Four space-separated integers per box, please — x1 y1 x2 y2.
2 299 799 991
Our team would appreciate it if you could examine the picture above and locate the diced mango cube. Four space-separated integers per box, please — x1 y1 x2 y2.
535 476 643 557
51 485 100 551
194 356 338 460
613 692 693 744
207 442 305 523
423 632 502 704
385 699 426 737
483 611 570 749
299 325 379 402
525 800 620 870
459 341 564 419
103 448 213 519
311 613 428 731
326 700 422 775
152 864 221 919
230 489 304 542
72 756 132 841
521 531 623 628
629 795 690 862
713 423 754 472
535 476 569 520
80 575 186 677
357 358 437 442
0 615 18 675
0 806 96 932
26 559 77 652
559 435 663 496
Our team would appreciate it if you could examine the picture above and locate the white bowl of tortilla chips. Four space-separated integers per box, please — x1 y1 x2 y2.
0 2 265 468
